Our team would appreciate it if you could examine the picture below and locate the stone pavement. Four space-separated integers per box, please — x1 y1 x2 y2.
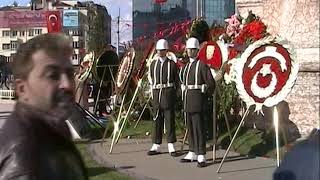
0 100 14 121
89 139 276 180
1 101 277 180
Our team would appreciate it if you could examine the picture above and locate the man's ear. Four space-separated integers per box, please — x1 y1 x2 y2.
14 79 27 101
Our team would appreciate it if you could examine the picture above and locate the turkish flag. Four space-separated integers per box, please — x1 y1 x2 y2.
46 11 62 33
155 0 167 4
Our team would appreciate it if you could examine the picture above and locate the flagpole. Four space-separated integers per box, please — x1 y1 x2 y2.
117 8 120 55
196 0 199 18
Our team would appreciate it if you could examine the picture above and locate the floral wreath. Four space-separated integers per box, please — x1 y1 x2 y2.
234 36 299 113
115 48 136 95
198 40 228 80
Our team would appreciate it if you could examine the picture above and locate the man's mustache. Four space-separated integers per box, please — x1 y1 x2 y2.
53 90 75 105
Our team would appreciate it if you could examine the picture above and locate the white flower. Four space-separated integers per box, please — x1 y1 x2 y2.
223 58 238 84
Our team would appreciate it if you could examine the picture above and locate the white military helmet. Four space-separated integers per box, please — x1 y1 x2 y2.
156 39 169 50
186 37 200 49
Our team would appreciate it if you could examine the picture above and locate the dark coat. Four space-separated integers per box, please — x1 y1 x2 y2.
149 58 179 110
0 102 88 180
180 59 215 113
273 129 320 180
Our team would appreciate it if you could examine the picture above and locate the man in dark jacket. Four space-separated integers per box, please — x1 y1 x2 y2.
147 39 178 157
0 33 88 179
179 37 215 168
273 129 319 180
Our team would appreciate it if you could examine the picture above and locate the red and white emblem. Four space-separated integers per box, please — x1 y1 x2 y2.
198 41 228 80
235 37 299 112
46 11 61 33
116 48 136 95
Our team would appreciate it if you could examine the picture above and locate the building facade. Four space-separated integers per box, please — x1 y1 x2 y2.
203 0 235 26
0 7 48 63
133 0 190 41
0 0 111 66
236 0 319 137
186 0 235 26
133 0 235 41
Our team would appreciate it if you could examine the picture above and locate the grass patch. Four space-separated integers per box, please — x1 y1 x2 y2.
76 143 135 180
102 118 185 140
215 123 292 158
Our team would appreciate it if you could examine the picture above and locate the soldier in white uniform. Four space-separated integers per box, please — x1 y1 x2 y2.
179 37 215 167
147 39 178 157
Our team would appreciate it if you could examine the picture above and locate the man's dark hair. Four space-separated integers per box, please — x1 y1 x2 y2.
12 33 73 80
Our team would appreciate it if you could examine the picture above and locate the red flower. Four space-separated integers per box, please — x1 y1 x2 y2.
228 48 239 60
225 63 231 74
230 19 267 52
234 32 247 45
243 20 266 41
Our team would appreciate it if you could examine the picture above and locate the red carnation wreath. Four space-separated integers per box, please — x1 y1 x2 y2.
235 37 299 112
198 41 228 80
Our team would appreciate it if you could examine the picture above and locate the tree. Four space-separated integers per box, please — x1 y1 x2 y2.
12 1 18 7
88 8 107 56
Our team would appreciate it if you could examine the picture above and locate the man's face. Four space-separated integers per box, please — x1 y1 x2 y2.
186 48 198 59
16 50 75 117
157 49 167 58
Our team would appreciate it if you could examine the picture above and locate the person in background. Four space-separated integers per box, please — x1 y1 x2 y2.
147 39 178 157
75 52 94 110
0 33 88 180
273 128 319 180
179 37 215 168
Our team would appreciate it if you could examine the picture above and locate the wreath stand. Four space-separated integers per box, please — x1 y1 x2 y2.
67 64 110 139
216 104 288 172
92 64 118 116
99 47 154 153
107 75 153 153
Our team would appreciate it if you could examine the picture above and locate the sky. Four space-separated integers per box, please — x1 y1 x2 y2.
0 0 133 45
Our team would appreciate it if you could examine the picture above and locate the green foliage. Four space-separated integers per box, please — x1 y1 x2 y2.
12 1 18 6
88 9 107 55
187 18 210 43
76 143 134 180
216 80 239 119
243 10 260 24
174 99 187 138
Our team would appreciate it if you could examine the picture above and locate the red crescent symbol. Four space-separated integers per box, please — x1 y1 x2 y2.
242 44 292 103
49 14 57 22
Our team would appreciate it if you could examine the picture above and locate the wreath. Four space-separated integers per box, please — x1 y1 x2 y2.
235 36 299 113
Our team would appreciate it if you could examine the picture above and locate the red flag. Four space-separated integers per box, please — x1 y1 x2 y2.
46 11 62 33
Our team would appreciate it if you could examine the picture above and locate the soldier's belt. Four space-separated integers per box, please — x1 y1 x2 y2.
152 83 174 89
181 84 207 93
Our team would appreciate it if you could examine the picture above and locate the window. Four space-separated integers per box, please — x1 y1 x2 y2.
72 54 78 60
2 30 10 37
2 44 10 50
5 56 10 63
11 41 18 50
69 29 80 36
11 30 17 37
34 29 42 35
19 31 25 36
28 29 34 36
73 41 79 48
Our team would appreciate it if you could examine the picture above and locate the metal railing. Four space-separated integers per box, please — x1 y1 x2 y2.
0 89 15 100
